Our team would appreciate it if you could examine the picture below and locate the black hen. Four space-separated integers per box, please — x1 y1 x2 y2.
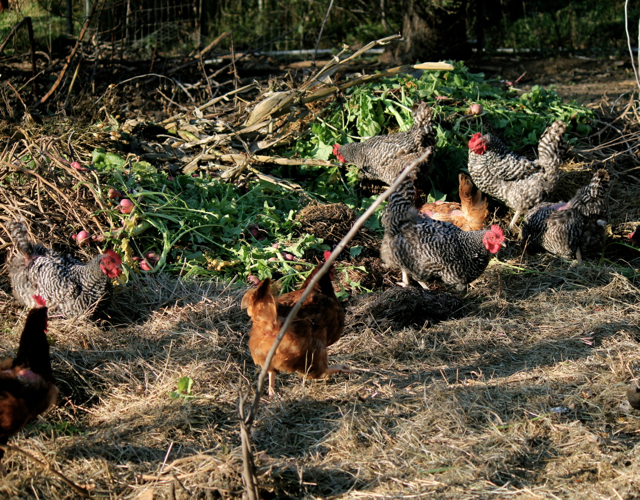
0 296 58 464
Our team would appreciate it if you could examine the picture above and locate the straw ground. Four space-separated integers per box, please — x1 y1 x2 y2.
1 94 640 498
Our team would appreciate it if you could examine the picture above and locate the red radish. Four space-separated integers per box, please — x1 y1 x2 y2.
71 161 89 171
108 188 124 199
76 230 90 245
119 199 134 214
144 251 159 264
92 234 105 242
282 252 294 261
268 257 278 262
139 260 152 271
468 103 483 115
247 275 260 286
271 242 280 249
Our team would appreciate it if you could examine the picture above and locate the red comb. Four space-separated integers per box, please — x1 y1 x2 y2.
103 249 122 266
490 225 505 240
32 295 46 307
323 250 332 261
468 132 482 147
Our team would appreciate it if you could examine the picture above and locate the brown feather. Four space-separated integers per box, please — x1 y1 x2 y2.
242 263 345 384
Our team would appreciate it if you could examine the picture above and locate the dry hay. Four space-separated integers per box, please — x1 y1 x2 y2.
1 88 640 498
0 247 637 499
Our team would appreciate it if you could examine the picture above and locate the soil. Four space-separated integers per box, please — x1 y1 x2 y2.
467 53 638 105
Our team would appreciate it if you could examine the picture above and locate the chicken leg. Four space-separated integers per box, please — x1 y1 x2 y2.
268 371 276 397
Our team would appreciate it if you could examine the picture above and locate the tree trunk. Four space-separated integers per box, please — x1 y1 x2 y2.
382 0 471 65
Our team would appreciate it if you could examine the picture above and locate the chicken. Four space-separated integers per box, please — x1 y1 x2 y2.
418 173 489 231
0 296 58 467
521 169 610 263
380 159 505 291
467 120 566 228
629 225 640 246
241 251 350 395
628 381 640 410
7 221 123 318
333 102 436 191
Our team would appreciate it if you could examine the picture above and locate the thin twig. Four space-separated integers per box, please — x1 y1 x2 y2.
313 0 335 64
0 444 90 497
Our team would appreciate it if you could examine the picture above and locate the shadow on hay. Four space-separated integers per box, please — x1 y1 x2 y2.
384 320 627 385
252 397 343 459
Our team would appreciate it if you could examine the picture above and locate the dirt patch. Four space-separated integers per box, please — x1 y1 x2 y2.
468 54 638 105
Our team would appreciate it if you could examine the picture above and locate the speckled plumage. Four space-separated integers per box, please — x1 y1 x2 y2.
7 222 121 318
335 102 435 188
468 120 566 226
380 164 504 291
521 169 610 260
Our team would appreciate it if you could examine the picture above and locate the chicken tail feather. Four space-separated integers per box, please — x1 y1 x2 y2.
537 120 566 171
241 278 277 323
568 169 610 217
458 173 489 231
7 221 34 256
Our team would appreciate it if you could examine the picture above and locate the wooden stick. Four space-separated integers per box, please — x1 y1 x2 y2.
183 153 337 173
40 0 101 104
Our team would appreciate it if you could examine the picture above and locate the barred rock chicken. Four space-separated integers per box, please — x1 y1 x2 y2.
7 222 122 318
333 102 436 190
381 162 505 291
418 173 489 231
241 251 350 396
521 169 610 263
0 296 58 467
468 120 566 229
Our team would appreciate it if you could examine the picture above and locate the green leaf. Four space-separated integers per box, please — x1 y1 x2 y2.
349 246 363 258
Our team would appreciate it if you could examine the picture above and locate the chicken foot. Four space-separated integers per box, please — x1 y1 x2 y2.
327 365 354 376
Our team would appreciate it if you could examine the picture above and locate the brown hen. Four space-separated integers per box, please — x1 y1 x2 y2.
418 173 489 231
241 252 349 396
0 295 58 468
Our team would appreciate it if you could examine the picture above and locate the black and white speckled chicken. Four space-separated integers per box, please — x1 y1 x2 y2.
380 154 505 291
7 222 123 318
333 102 436 190
468 120 566 228
521 169 610 263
